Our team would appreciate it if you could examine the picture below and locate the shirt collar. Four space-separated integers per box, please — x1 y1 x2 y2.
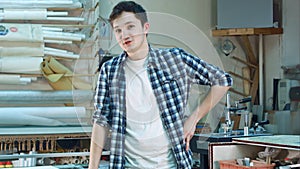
119 45 157 66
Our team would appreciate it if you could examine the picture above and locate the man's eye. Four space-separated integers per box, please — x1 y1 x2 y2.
115 29 121 33
128 25 135 29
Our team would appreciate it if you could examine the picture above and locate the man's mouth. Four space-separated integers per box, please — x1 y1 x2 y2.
123 40 132 45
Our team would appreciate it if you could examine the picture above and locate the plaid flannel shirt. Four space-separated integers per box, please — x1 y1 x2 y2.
93 47 232 169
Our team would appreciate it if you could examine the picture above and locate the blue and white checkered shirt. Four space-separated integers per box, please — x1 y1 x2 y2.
93 47 232 169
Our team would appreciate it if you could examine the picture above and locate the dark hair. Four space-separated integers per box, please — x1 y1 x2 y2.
109 1 148 26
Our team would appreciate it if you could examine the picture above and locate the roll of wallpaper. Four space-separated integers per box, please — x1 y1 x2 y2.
0 9 83 21
0 23 43 42
0 75 33 85
3 9 47 20
0 107 86 118
0 0 73 4
0 106 87 126
44 48 79 59
0 23 44 57
0 0 82 9
0 57 43 74
43 30 85 41
0 44 44 57
0 90 93 104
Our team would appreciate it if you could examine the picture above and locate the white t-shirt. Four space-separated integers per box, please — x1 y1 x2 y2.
124 57 176 169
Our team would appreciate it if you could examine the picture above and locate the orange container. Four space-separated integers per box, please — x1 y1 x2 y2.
219 160 275 169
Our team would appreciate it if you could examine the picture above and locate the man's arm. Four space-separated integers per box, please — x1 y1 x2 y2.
89 121 108 169
183 85 230 150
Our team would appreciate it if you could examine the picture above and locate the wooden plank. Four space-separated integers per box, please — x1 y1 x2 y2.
231 56 258 69
212 28 283 36
249 69 259 103
229 88 248 97
241 35 257 65
228 71 253 83
242 67 251 96
252 28 283 35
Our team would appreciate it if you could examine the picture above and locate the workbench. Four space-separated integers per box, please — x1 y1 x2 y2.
209 135 300 169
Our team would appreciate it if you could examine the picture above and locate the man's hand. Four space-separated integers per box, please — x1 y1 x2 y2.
183 86 230 151
183 112 199 151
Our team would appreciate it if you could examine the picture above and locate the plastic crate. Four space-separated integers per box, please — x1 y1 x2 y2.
219 160 275 169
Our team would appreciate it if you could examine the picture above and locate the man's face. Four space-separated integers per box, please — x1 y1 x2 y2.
112 12 149 55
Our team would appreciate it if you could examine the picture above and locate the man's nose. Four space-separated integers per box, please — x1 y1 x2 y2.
121 29 130 39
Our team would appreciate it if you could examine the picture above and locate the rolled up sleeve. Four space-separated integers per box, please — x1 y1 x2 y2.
93 64 112 128
178 48 233 87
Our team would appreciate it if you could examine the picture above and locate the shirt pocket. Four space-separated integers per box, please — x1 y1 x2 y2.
159 76 184 112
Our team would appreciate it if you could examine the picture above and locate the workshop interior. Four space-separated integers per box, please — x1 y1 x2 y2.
0 0 299 169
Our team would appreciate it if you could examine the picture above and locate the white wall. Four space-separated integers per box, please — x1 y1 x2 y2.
282 0 300 66
99 0 214 33
264 0 300 110
264 35 282 110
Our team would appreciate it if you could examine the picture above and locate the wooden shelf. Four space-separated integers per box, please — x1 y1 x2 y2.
212 27 283 36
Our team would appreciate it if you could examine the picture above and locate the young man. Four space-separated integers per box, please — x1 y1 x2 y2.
89 1 232 169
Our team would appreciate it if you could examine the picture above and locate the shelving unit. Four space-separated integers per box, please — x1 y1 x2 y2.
0 0 102 167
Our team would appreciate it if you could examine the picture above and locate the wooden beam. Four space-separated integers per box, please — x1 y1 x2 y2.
231 56 258 69
228 71 253 83
249 69 259 103
212 28 283 36
229 88 248 97
241 35 257 65
242 67 251 96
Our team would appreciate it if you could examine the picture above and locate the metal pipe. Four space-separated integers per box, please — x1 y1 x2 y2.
43 33 83 41
47 11 68 16
47 16 85 22
43 30 85 39
259 34 264 106
225 93 232 126
0 90 93 104
44 50 79 59
44 39 73 44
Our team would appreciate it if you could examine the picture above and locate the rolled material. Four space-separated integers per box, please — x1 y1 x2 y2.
0 57 43 74
46 16 85 22
0 23 43 42
41 56 91 91
0 0 73 4
44 48 79 59
44 40 72 44
0 0 82 9
0 23 44 57
0 107 87 126
0 90 93 104
43 30 85 41
0 75 34 85
3 9 47 20
0 7 84 21
0 44 44 57
47 11 68 16
0 107 86 118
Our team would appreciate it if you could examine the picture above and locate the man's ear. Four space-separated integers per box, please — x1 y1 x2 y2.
144 22 150 34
